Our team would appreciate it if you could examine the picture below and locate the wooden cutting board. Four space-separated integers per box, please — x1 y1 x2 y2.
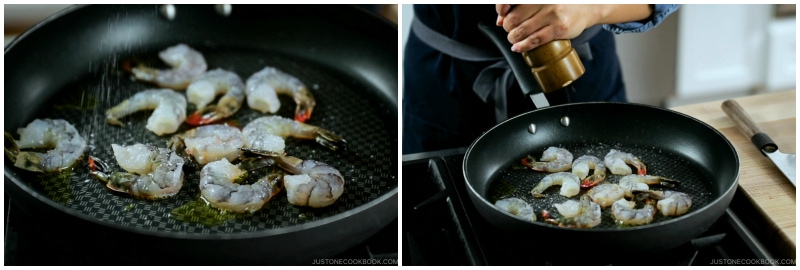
671 90 796 259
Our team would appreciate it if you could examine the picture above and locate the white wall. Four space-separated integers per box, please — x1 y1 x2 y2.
614 7 679 106
674 5 771 102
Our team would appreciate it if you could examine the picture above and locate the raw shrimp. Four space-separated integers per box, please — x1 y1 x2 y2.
530 172 580 198
185 69 246 126
656 191 692 216
167 124 245 165
586 183 625 208
494 197 536 221
639 190 693 216
4 119 87 172
199 158 283 213
105 89 187 136
88 144 185 200
242 115 346 154
604 149 646 175
272 155 345 208
521 147 573 172
611 197 656 226
618 174 679 197
131 43 207 90
545 195 602 228
246 66 316 122
572 155 607 188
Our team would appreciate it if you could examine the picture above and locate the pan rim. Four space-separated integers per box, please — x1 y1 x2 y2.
462 101 740 232
4 4 84 52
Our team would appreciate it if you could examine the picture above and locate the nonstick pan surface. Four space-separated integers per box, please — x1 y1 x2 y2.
463 102 739 253
4 4 397 262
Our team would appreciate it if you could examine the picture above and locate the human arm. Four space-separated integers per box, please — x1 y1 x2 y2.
495 4 653 52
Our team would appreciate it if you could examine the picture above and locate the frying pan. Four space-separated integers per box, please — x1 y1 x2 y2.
462 21 739 255
4 4 397 264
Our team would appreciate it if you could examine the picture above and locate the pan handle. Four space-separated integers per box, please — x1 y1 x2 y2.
721 99 779 156
477 20 544 98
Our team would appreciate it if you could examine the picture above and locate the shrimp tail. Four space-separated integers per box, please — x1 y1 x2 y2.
293 86 315 123
239 156 277 171
541 210 563 226
87 156 111 182
294 107 312 123
273 155 304 175
658 177 680 188
315 129 347 152
526 163 548 172
521 155 533 168
521 155 547 171
186 111 213 126
4 131 20 162
266 170 285 198
187 97 241 126
166 134 201 172
105 100 130 127
634 161 647 175
541 210 551 219
186 106 220 126
5 134 46 172
130 66 158 82
580 175 605 189
240 147 284 158
521 154 571 172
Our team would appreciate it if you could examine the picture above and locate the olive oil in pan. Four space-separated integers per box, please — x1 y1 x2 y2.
170 197 251 226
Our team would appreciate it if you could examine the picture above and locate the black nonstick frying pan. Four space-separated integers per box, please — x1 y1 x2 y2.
4 4 397 264
461 21 739 255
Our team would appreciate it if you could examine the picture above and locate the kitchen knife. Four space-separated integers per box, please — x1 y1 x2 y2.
722 99 796 187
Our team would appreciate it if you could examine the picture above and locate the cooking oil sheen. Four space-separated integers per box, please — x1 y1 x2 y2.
170 197 252 226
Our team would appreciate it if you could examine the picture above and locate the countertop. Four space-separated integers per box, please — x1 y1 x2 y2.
671 90 796 259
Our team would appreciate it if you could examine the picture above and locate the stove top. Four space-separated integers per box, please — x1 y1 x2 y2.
402 149 777 266
4 195 397 266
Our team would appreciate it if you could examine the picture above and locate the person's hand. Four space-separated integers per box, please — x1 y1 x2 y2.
496 4 653 53
496 4 598 53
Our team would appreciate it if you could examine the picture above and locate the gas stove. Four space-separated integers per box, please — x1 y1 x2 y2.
402 148 778 266
4 195 397 265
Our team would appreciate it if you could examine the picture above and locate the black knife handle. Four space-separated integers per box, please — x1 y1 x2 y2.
751 133 779 154
722 99 779 156
477 20 543 97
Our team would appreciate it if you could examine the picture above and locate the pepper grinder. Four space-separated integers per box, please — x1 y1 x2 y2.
521 40 585 93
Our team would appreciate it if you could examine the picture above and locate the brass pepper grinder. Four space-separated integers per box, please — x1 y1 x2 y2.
521 40 585 93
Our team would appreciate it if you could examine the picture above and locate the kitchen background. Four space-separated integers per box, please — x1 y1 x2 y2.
402 4 796 107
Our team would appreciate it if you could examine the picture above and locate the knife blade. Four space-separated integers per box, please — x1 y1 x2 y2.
764 150 796 186
722 99 796 187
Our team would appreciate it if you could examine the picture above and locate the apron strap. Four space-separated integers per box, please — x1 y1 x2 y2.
411 17 601 123
411 16 503 62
